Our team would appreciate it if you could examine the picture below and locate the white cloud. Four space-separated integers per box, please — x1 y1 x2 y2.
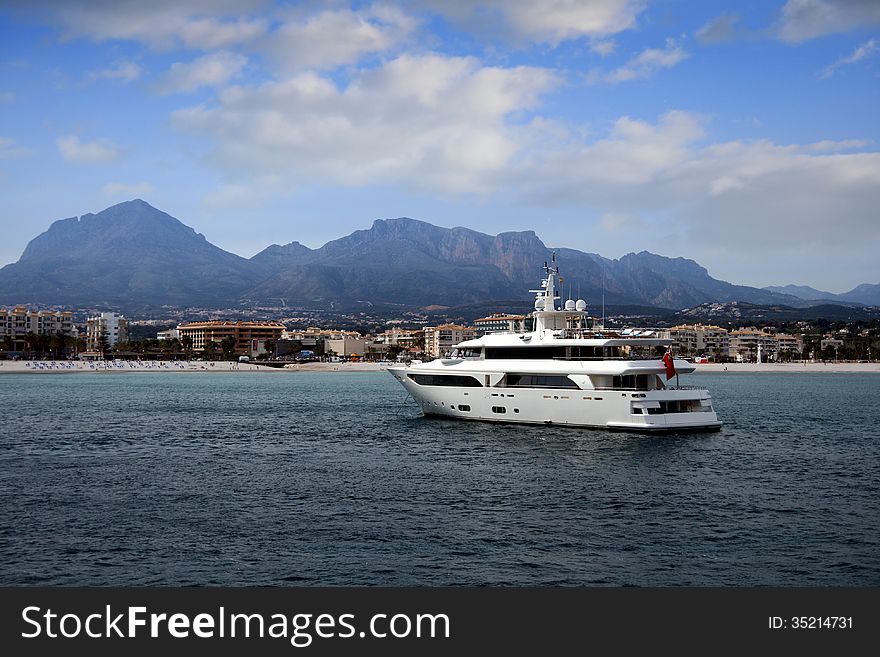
421 0 646 45
517 115 880 255
204 175 293 209
92 60 143 82
708 176 745 196
600 212 646 233
778 0 880 43
172 54 557 194
157 52 247 94
103 181 154 197
175 16 268 50
56 135 123 163
266 5 417 72
22 0 268 50
590 40 617 57
590 38 689 83
521 111 707 200
684 141 880 256
819 39 878 78
805 139 868 152
0 136 32 159
17 0 648 68
169 52 880 257
695 13 739 45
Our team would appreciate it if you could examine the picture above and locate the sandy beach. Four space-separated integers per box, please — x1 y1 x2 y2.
0 359 389 373
1 359 877 374
692 361 880 373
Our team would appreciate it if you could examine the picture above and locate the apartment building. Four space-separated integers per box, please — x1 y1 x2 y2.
775 333 804 357
86 312 129 351
0 306 78 351
666 324 729 357
375 328 423 349
423 324 476 358
473 313 526 335
728 328 778 362
177 321 284 357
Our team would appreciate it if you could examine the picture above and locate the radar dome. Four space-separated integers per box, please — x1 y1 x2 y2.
575 299 587 311
564 299 576 310
535 298 544 310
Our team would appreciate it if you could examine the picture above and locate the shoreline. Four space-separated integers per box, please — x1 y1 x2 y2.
1 360 878 374
0 360 389 373
692 361 880 373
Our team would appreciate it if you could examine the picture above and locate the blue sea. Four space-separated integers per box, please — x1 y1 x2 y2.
0 371 877 586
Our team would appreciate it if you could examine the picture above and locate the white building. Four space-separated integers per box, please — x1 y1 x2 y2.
473 313 526 335
0 306 78 352
667 324 729 357
423 324 476 358
728 328 777 362
156 328 180 341
325 336 366 359
375 328 423 349
86 312 129 350
775 333 804 357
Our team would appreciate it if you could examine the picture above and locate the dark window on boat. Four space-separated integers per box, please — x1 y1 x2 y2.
457 404 471 412
632 407 644 415
611 374 649 390
505 374 579 389
408 373 482 387
659 400 701 414
484 346 568 360
491 406 506 414
568 346 608 359
644 401 702 415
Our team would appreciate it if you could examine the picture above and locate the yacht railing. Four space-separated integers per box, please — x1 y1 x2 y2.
551 356 662 361
590 385 707 392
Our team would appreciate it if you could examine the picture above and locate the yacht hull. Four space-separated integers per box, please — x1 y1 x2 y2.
389 367 722 434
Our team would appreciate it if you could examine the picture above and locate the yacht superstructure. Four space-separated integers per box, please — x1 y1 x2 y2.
388 256 722 432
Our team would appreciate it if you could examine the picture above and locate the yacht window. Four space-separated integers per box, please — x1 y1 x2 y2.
458 404 471 412
643 401 705 414
505 374 579 389
408 373 482 387
485 346 567 360
567 346 617 359
491 406 506 414
611 374 649 390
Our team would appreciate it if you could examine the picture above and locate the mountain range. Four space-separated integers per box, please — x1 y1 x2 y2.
762 284 880 306
0 199 876 312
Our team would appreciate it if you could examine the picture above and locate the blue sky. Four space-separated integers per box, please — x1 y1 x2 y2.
1 0 878 292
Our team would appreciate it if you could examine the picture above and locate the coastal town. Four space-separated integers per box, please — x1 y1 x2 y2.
2 304 877 367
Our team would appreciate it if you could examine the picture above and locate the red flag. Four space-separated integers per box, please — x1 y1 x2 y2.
662 350 676 380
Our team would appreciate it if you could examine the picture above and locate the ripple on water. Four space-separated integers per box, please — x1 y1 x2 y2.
0 371 878 585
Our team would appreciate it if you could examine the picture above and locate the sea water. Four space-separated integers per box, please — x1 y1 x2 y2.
0 371 877 586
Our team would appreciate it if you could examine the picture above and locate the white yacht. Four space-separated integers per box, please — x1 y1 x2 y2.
388 256 722 433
